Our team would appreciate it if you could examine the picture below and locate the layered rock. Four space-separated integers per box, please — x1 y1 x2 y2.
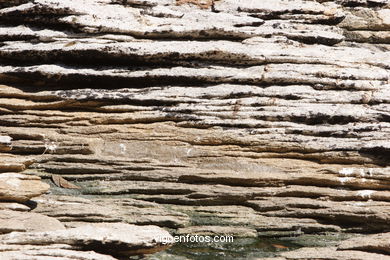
0 223 173 258
0 0 389 259
0 249 117 260
0 152 59 240
0 210 65 234
274 247 390 260
33 194 190 229
261 232 390 260
0 172 49 202
338 232 390 255
0 136 11 152
0 131 173 259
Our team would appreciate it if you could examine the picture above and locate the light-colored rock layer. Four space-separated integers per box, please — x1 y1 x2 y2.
0 223 173 257
0 248 117 260
338 232 390 254
1 0 390 259
261 232 390 259
278 247 390 260
0 172 49 202
0 210 65 234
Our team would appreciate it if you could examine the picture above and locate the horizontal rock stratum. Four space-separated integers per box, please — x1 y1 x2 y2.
0 172 49 202
0 223 173 258
0 0 389 259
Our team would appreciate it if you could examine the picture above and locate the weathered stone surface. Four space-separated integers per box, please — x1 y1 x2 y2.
33 194 190 229
169 204 342 237
0 202 30 212
277 247 390 260
0 172 49 202
260 231 390 259
0 223 173 257
0 0 348 44
338 232 390 255
0 154 35 172
0 242 120 260
0 136 12 152
0 248 117 260
0 0 390 259
0 210 65 234
176 225 257 238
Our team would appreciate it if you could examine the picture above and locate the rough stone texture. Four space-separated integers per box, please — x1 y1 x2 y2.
0 248 118 260
33 194 190 229
0 136 12 152
0 172 49 202
0 223 173 257
0 0 390 259
0 155 34 173
338 232 390 255
176 225 258 238
277 247 390 260
0 202 30 212
0 210 65 234
261 230 390 259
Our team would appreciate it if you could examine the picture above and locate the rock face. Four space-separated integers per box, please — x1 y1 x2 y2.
0 210 65 234
261 233 390 260
0 249 117 260
0 0 390 259
0 223 173 257
0 136 12 152
0 172 49 202
338 232 390 255
276 247 390 260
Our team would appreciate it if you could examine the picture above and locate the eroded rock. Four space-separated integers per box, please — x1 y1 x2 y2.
0 210 65 234
278 247 390 260
0 248 117 260
0 223 173 257
338 232 390 255
0 172 49 202
32 195 190 229
0 136 12 152
0 0 390 259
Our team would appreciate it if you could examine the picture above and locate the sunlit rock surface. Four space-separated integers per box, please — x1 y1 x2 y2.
0 223 173 258
0 0 389 259
0 210 65 234
0 172 49 202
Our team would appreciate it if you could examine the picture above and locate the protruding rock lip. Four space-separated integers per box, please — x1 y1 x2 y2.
0 209 66 235
0 172 50 202
0 223 174 257
338 232 390 255
0 136 12 152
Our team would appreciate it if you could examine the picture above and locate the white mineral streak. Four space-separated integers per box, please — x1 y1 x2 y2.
356 190 375 199
339 168 354 176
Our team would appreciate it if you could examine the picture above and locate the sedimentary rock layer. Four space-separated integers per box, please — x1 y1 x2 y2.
0 0 389 259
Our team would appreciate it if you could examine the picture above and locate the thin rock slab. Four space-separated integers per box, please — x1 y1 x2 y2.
0 155 35 173
0 249 117 260
0 202 30 211
0 172 49 202
32 195 190 229
0 210 65 234
176 225 257 238
278 247 390 260
338 232 390 255
0 223 174 257
0 136 12 152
